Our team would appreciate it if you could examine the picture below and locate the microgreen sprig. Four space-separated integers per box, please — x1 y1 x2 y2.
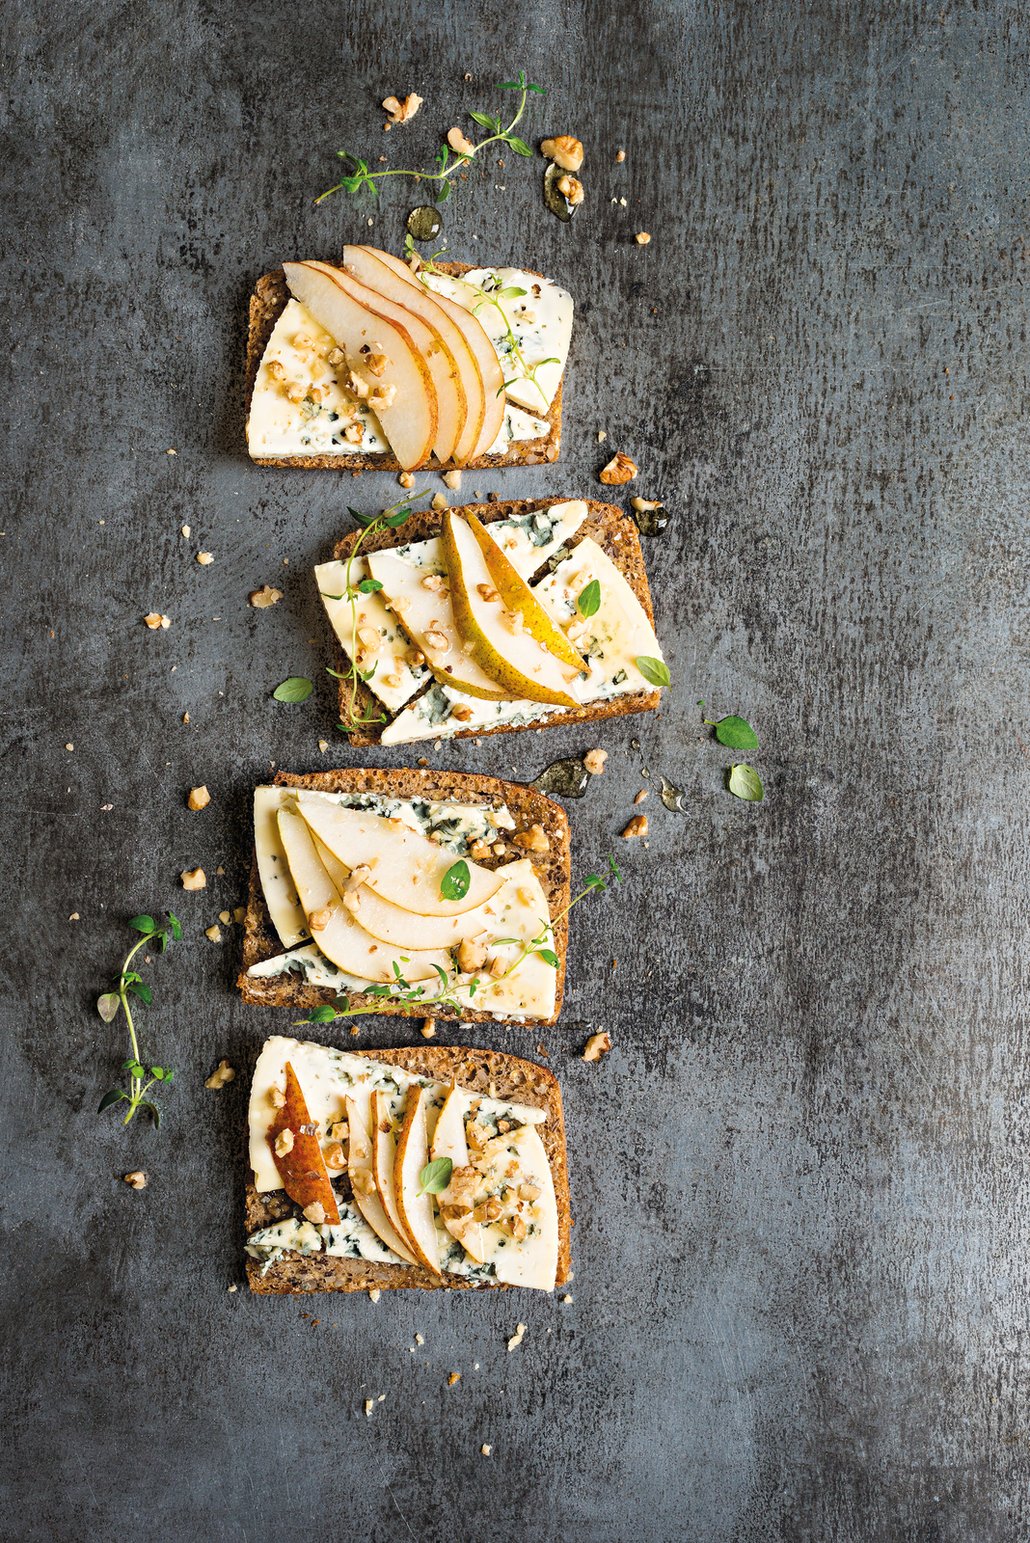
97 913 180 1128
325 490 432 734
316 70 545 207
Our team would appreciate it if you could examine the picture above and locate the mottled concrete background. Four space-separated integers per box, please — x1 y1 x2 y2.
2 1 1028 1539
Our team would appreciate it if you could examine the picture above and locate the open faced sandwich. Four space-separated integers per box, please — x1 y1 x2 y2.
245 1037 571 1295
318 497 668 747
238 769 570 1025
245 247 572 470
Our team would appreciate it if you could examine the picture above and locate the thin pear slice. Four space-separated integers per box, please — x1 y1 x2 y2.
292 796 504 917
443 512 579 707
431 1087 487 1263
371 1091 416 1259
394 1086 443 1275
283 260 437 469
267 1062 341 1225
345 246 484 464
366 546 508 701
303 259 463 464
465 511 589 674
276 807 452 982
345 1094 419 1265
365 248 506 458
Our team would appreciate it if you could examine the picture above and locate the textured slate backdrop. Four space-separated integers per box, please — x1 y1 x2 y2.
2 1 1028 1539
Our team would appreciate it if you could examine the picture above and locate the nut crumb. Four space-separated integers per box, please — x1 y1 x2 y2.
421 1019 437 1040
382 91 423 128
447 1371 462 1386
318 739 329 754
447 125 474 156
196 551 214 565
634 788 649 805
615 147 626 163
431 491 448 510
562 1292 574 1303
181 867 207 890
368 1287 381 1303
204 924 221 942
583 748 607 775
442 469 462 489
187 785 211 811
124 1171 147 1190
481 1444 492 1457
556 172 585 206
205 1058 235 1089
635 231 652 245
64 742 74 752
597 429 608 443
69 912 80 921
227 1283 238 1293
621 814 648 839
181 524 191 538
218 910 231 924
398 471 415 489
249 584 283 609
507 1323 527 1352
582 1031 612 1063
144 612 171 630
599 452 638 485
415 1333 425 1346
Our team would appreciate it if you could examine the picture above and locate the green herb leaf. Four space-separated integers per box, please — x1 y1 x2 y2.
536 948 560 968
97 992 120 1023
505 135 535 158
97 1087 127 1113
167 912 182 941
577 579 601 618
127 980 153 1006
418 1157 453 1195
713 715 759 750
727 763 764 802
494 285 528 300
306 1004 338 1023
358 578 384 594
129 915 155 935
469 110 500 130
273 677 314 704
440 860 471 901
636 656 671 688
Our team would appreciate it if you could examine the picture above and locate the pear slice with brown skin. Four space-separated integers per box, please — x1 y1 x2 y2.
442 511 580 707
345 1093 419 1264
464 512 589 674
268 1062 341 1224
371 1090 418 1259
394 1086 443 1275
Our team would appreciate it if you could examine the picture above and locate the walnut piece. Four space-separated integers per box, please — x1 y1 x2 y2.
398 471 415 489
249 584 283 609
541 135 584 171
205 1059 235 1090
556 173 585 207
447 126 474 156
583 748 607 775
123 1170 147 1190
274 1129 294 1157
513 823 550 854
187 785 211 811
599 452 639 485
457 935 489 973
631 496 664 514
621 814 648 839
143 612 171 630
382 92 423 128
582 1031 612 1063
181 867 207 890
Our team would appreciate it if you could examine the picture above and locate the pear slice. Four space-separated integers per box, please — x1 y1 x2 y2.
430 1086 487 1264
292 796 504 917
366 546 508 701
370 1091 416 1259
301 259 464 465
442 512 579 707
464 512 589 674
394 1086 443 1275
344 246 485 464
276 807 452 982
345 1093 419 1265
362 248 506 458
282 261 437 469
267 1062 341 1225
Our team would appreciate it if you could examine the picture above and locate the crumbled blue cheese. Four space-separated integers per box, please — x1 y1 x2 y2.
485 403 551 454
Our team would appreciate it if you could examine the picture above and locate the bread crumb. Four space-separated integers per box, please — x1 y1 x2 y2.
187 785 211 811
144 612 171 629
182 712 190 725
166 448 177 456
448 1371 462 1386
68 912 80 921
219 910 231 925
415 1332 425 1345
227 1283 238 1293
480 1444 492 1457
633 788 649 804
583 748 607 775
181 867 207 890
64 742 74 752
599 452 638 485
562 1292 574 1303
123 1171 147 1190
507 1323 527 1352
368 1287 381 1303
582 1031 612 1063
205 1058 235 1089
621 814 648 838
249 584 283 608
204 923 221 942
597 429 607 443
364 1399 374 1417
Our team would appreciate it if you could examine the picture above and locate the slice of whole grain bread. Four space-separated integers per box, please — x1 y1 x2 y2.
326 498 661 747
237 767 571 1025
245 262 562 470
245 1042 571 1295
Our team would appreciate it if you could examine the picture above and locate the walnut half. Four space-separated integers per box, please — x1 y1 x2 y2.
599 452 639 485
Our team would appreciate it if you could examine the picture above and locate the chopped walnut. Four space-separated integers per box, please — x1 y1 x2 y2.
599 452 639 485
457 935 489 973
365 352 389 377
582 1031 612 1063
187 785 211 811
507 1323 527 1352
274 1129 294 1157
621 814 648 838
540 134 584 171
351 1169 376 1198
123 1170 147 1190
398 472 415 489
631 496 664 514
204 924 222 942
269 1086 286 1109
382 92 423 128
420 572 445 591
324 1143 346 1171
420 1019 437 1040
556 173 585 206
635 231 652 245
368 384 397 413
469 838 492 861
310 904 335 932
303 1201 326 1224
343 421 364 444
583 748 607 775
447 126 474 156
181 867 207 890
424 627 449 652
205 1059 235 1090
249 584 283 609
442 469 462 490
447 1371 462 1386
144 612 171 630
514 823 549 854
476 582 499 602
327 1120 349 1142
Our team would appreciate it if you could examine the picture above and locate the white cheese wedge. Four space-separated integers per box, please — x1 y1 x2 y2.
319 1208 404 1265
247 299 389 458
249 1038 545 1196
314 556 428 714
486 403 551 454
422 267 573 413
381 683 557 745
472 1125 559 1289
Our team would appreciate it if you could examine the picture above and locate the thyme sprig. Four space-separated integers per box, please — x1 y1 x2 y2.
97 913 180 1128
324 490 432 733
295 858 620 1028
316 70 545 207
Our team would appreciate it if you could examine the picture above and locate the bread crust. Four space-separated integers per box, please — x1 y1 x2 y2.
326 498 662 746
245 1042 571 1295
245 263 562 470
237 767 571 1025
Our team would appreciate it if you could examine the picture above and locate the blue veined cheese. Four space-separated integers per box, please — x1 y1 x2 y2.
486 403 551 454
314 554 428 713
247 299 389 457
381 683 558 744
244 1206 404 1272
421 267 573 413
244 1217 323 1274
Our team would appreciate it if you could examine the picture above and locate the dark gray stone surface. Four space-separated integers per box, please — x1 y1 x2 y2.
2 1 1028 1538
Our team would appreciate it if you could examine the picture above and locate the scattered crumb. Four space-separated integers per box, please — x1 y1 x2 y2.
187 785 211 811
318 739 329 754
378 1393 385 1403
166 448 177 456
398 471 415 489
382 91 423 128
219 910 231 924
228 1283 238 1293
249 584 283 609
182 712 190 725
215 864 225 876
415 1333 425 1345
205 924 222 942
635 231 651 245
507 1323 527 1352
634 788 649 804
233 905 246 923
368 1288 381 1303
582 1032 612 1063
621 814 648 839
442 469 462 489
615 147 626 163
68 912 80 921
144 612 171 629
562 1293 574 1303
196 551 214 566
364 1399 374 1417
181 867 207 890
205 1058 235 1089
123 1171 147 1190
481 1444 492 1457
583 748 607 775
599 452 639 485
431 492 448 510
448 1371 462 1386
421 1019 437 1040
597 429 607 443
64 742 74 752
181 524 191 538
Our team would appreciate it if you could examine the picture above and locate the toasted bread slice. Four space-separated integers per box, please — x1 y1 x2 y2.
246 1043 571 1295
245 263 562 470
326 498 661 747
237 768 571 1024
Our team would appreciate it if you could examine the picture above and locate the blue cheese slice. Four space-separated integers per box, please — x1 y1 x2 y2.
486 403 551 454
247 299 389 458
